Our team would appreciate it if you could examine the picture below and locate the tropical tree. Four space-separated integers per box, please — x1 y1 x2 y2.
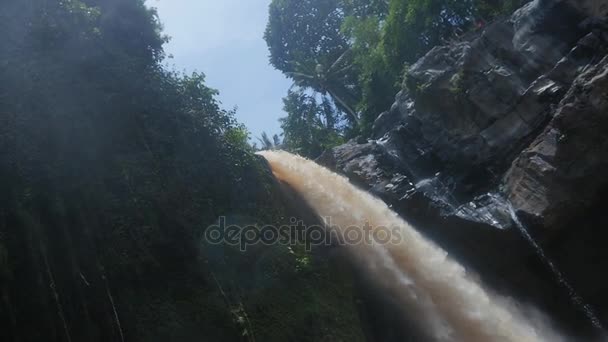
280 90 344 158
286 49 360 126
341 0 390 18
272 134 281 147
265 0 348 73
257 131 281 150
265 0 361 129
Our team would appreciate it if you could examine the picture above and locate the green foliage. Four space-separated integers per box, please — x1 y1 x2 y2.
383 0 526 71
342 15 398 136
384 0 473 69
174 71 242 136
264 0 348 73
224 125 252 151
474 0 528 18
265 0 361 138
285 49 361 127
341 0 390 18
280 90 345 158
0 1 367 341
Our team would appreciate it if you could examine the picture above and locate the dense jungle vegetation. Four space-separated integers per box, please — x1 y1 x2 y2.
0 1 368 341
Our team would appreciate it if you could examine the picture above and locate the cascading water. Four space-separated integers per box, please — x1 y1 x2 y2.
259 150 562 342
507 205 605 332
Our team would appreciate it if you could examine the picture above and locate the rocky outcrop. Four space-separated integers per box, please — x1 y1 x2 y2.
505 55 608 229
319 0 608 337
330 0 608 226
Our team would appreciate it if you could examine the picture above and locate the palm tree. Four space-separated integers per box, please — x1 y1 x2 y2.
272 134 281 147
285 49 360 126
257 131 279 151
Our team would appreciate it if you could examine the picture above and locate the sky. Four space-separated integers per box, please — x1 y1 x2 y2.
145 0 291 140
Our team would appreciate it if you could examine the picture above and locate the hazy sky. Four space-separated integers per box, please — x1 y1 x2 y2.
145 0 291 140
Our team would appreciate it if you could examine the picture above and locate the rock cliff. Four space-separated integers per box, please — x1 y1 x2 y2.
319 0 608 337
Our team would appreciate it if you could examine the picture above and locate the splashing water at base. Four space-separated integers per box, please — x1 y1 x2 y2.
260 150 563 342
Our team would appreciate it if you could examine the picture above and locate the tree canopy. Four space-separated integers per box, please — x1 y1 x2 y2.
0 1 261 339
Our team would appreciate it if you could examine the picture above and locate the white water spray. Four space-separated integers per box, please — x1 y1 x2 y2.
260 150 562 342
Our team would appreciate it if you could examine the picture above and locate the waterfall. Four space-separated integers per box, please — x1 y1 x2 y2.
507 205 605 332
259 150 562 342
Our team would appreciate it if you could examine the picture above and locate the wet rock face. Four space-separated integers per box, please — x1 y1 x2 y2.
505 55 608 229
318 0 608 335
324 0 608 229
391 0 594 181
